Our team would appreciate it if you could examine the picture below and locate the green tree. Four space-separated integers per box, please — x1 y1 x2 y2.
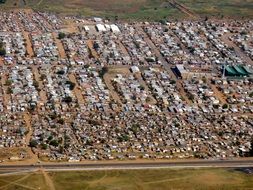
56 70 65 75
99 66 109 77
0 48 6 56
7 87 13 94
58 32 66 39
33 80 39 89
57 118 64 125
29 140 38 148
170 80 176 84
41 143 48 150
5 80 12 86
63 96 72 103
222 103 229 109
50 140 59 147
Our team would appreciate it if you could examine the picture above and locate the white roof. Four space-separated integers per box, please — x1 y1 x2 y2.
96 24 106 32
94 17 103 22
110 24 120 33
83 26 90 31
176 64 187 74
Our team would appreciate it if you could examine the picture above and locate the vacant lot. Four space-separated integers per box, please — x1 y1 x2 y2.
1 168 253 190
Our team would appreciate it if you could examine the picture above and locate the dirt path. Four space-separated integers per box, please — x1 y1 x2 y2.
69 73 85 105
23 113 32 147
32 66 47 109
23 31 34 58
104 73 122 105
144 176 191 184
169 0 198 19
52 32 66 59
209 83 227 104
87 40 99 59
1 73 10 110
117 40 130 57
177 81 192 104
23 112 39 163
41 169 56 190
135 73 157 105
88 170 107 185
0 173 37 190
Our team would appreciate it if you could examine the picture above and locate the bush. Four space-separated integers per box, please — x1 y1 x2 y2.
41 143 48 150
50 140 59 147
222 103 229 109
0 48 6 56
170 80 176 84
7 87 13 94
99 67 109 77
30 140 38 148
63 96 72 103
5 80 12 86
58 32 66 39
139 85 145 91
56 70 65 75
33 80 39 89
57 118 64 125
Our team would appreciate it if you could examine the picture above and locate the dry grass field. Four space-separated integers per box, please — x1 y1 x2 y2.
0 0 185 20
1 0 253 20
178 0 253 18
1 168 253 190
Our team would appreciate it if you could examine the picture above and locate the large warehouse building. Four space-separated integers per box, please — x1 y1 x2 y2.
224 65 253 77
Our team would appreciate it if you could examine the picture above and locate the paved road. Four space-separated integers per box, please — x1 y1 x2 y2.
0 159 253 172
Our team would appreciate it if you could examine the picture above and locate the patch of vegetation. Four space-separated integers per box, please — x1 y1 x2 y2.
0 41 6 56
178 0 253 18
0 0 6 4
50 168 253 190
58 32 66 39
2 168 253 190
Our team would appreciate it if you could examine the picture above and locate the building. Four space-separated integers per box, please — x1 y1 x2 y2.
110 24 120 33
224 65 253 77
96 24 106 32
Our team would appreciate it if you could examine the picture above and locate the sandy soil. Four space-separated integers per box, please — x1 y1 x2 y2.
52 32 66 59
68 73 85 105
87 40 99 59
23 31 34 58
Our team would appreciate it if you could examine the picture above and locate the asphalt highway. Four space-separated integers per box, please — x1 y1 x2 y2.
1 159 253 171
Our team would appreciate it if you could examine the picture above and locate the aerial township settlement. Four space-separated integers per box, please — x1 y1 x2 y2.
0 10 253 163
